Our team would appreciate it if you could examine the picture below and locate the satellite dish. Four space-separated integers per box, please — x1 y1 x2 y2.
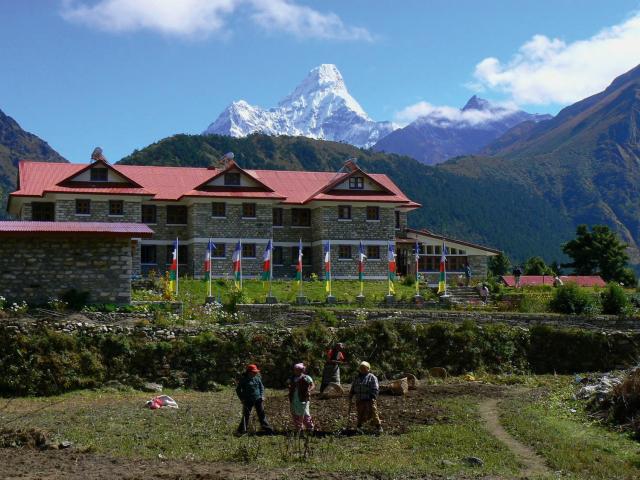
91 147 108 163
223 152 235 160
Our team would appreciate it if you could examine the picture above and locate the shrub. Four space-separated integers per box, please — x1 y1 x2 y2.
601 283 630 315
549 283 596 314
401 275 415 287
60 289 90 310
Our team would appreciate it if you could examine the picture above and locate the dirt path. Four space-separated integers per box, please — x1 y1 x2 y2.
479 398 550 478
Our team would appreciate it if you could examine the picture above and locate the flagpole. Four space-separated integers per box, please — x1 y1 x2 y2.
239 239 243 291
328 240 332 297
415 243 420 297
269 238 273 298
388 241 391 296
298 239 303 298
175 237 179 296
208 238 212 298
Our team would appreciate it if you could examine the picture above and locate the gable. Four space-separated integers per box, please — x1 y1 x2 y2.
57 160 141 188
332 174 385 192
203 168 263 188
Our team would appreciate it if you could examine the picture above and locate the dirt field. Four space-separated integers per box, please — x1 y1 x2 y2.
0 382 521 480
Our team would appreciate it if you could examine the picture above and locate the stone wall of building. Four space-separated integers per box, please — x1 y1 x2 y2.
0 236 132 304
53 199 141 224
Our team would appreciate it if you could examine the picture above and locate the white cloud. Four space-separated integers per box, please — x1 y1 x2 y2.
472 12 640 105
394 100 518 127
250 0 372 42
61 0 372 41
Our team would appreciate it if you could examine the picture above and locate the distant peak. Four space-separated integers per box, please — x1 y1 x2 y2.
462 95 492 111
306 64 344 87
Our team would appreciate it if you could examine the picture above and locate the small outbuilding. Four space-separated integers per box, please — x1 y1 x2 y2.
0 221 153 305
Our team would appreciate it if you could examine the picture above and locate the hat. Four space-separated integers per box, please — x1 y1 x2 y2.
359 361 371 370
293 363 305 371
246 364 260 373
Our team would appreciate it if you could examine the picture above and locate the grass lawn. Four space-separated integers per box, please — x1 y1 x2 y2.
4 377 640 478
135 278 437 310
500 376 640 479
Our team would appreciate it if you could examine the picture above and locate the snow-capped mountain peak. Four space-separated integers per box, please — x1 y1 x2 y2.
203 64 390 147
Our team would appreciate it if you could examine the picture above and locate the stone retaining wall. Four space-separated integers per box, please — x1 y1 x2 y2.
236 304 640 331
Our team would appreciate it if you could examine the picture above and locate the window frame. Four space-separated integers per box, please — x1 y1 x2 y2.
141 205 157 224
166 205 188 225
272 208 284 227
395 210 401 229
90 168 108 182
31 202 55 221
224 172 241 186
75 199 91 215
108 200 124 217
348 176 364 190
338 245 352 260
242 243 256 258
212 243 226 259
338 205 351 220
242 203 257 219
141 245 157 265
291 208 311 227
273 246 284 266
366 245 380 260
211 202 226 218
366 206 380 221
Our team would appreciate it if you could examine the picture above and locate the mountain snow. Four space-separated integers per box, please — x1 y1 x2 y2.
203 64 395 148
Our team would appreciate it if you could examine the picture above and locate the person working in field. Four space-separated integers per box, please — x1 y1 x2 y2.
236 364 274 435
288 363 315 432
320 342 346 393
349 361 383 434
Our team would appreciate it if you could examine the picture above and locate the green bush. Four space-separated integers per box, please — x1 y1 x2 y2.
60 289 90 310
2 320 639 396
601 283 630 315
549 283 596 315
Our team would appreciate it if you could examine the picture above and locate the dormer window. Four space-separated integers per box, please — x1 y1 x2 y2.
349 176 364 189
90 168 108 182
224 172 241 186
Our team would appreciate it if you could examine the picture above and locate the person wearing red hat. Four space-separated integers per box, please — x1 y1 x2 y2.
236 364 273 435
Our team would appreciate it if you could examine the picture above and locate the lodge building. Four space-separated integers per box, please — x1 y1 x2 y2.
7 155 498 281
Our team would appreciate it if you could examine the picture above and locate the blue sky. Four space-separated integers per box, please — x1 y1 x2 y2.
1 0 640 163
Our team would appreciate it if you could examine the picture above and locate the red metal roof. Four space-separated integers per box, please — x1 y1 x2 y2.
500 275 607 287
0 221 154 237
10 161 419 207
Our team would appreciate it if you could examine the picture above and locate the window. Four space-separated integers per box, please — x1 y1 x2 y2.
291 208 311 227
90 168 108 182
366 206 379 221
212 243 226 258
366 245 380 259
166 206 188 225
435 245 442 255
338 205 351 220
75 199 90 215
349 176 364 189
141 245 157 264
31 202 54 221
242 243 256 258
141 205 157 224
272 208 283 227
426 245 434 255
109 200 124 216
211 202 226 218
338 245 352 260
290 246 312 265
273 246 284 265
224 172 241 186
450 247 457 255
242 203 256 218
166 245 188 265
395 210 401 229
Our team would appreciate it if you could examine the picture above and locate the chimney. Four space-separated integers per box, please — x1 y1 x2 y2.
343 158 359 172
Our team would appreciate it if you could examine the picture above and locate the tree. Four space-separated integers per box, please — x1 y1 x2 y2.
523 256 553 275
488 252 511 276
549 261 563 276
562 225 632 283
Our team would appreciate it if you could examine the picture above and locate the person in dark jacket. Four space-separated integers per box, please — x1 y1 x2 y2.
513 266 523 288
236 364 273 435
320 343 345 393
349 361 382 433
464 263 472 286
